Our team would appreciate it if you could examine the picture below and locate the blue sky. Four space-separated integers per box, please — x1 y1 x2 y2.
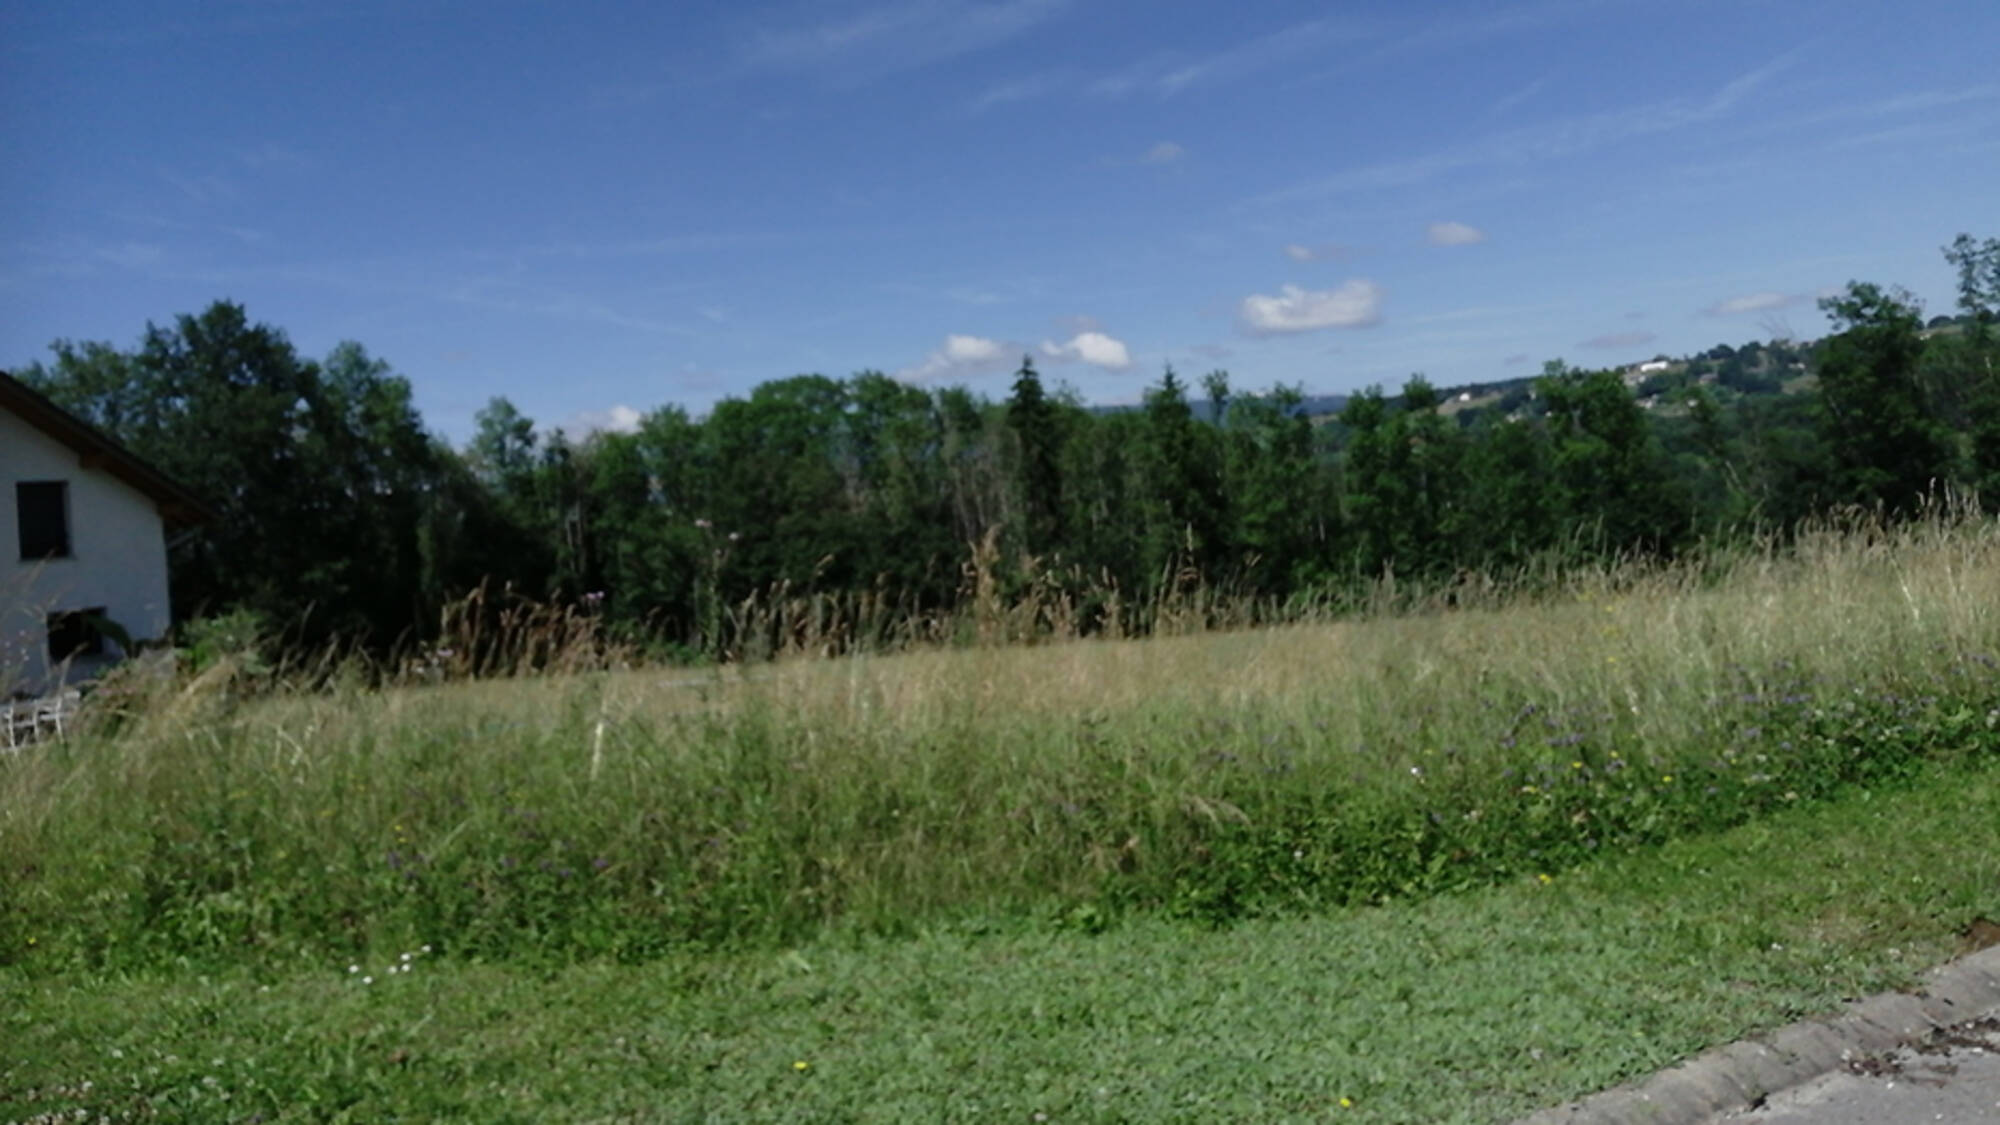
4 0 1997 440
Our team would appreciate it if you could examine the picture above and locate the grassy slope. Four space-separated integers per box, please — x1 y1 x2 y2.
5 517 1999 1122
7 755 1998 1124
6 517 1997 965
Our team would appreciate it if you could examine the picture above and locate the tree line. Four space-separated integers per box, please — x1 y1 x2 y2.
17 234 2000 662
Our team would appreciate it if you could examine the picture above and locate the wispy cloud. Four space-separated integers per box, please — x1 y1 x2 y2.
1100 140 1188 168
92 241 167 270
235 142 312 172
944 286 1009 305
161 167 238 206
1283 242 1354 263
1403 301 1568 327
1826 114 1996 151
1580 329 1655 350
1091 17 1368 99
1711 82 2000 153
1704 291 1804 316
138 250 707 339
441 277 700 337
1486 74 1552 118
967 71 1065 112
1239 280 1383 335
0 235 167 283
1853 84 2000 118
514 231 787 259
1380 0 1631 59
1426 221 1487 246
1252 47 1804 204
748 0 1068 75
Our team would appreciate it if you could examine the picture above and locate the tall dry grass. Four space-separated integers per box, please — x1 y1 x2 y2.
3 511 1997 968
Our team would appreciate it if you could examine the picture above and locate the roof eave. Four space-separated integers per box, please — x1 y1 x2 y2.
0 370 220 528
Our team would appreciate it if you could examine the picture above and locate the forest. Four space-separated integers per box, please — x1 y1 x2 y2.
16 234 2000 663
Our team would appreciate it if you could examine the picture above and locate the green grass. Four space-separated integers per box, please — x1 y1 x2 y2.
4 515 1999 1122
7 755 1999 1123
5 516 1998 967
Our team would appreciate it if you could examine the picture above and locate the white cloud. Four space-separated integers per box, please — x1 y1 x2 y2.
563 404 644 436
945 333 1005 363
897 333 1016 381
1040 330 1132 370
1140 141 1185 164
1283 242 1352 262
1704 291 1803 316
1239 280 1383 335
1427 221 1487 246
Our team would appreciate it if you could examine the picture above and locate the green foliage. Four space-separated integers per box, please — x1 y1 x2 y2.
17 233 2000 664
6 516 1997 973
1339 377 1474 579
7 750 1998 1123
179 610 273 675
1462 413 1556 568
21 304 445 648
1539 362 1689 554
1815 283 1957 512
1136 368 1228 585
1006 356 1066 558
1945 233 2000 339
1220 381 1328 589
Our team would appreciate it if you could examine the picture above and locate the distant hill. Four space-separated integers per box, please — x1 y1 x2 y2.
1089 393 1350 422
1085 329 1835 431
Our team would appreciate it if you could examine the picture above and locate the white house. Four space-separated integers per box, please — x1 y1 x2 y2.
2 371 211 697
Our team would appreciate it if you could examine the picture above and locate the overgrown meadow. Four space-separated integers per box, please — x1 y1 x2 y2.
4 514 1999 974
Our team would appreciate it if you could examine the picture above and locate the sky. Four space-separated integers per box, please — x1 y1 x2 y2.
3 0 1998 441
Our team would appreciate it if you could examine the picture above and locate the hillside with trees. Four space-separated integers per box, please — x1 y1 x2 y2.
15 234 2000 663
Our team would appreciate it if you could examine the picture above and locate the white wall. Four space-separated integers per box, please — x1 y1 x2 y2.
1 406 174 695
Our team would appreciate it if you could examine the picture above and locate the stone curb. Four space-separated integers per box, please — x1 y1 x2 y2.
1515 942 2000 1125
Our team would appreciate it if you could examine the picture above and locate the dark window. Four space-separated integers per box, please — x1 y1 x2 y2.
47 608 107 662
17 481 71 559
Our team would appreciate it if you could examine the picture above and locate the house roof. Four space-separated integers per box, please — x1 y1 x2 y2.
0 369 217 528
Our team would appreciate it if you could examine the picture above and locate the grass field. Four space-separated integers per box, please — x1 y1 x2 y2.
6 756 1998 1122
3 514 1999 1120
